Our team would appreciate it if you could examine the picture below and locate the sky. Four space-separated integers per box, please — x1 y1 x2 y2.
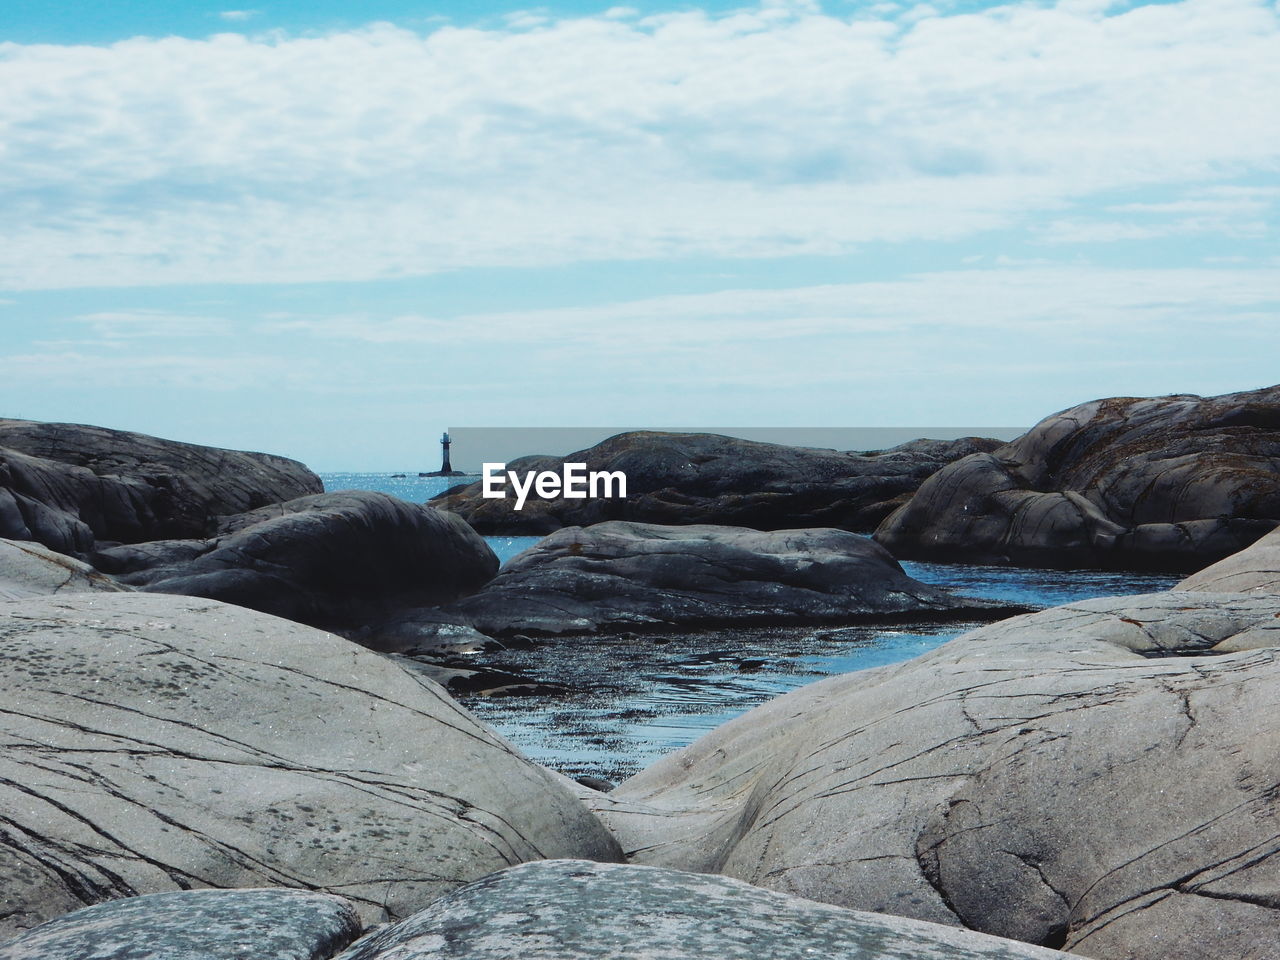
1 0 1277 470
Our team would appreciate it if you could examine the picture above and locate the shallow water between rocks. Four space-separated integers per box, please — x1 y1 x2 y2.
323 473 1180 783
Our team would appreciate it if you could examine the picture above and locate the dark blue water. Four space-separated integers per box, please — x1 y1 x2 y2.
322 472 1181 780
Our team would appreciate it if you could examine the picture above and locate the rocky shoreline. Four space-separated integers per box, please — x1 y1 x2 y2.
1 392 1279 959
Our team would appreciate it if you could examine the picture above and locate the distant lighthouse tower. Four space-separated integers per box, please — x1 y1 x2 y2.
439 431 453 473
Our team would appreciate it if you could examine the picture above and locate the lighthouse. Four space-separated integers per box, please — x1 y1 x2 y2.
440 431 453 473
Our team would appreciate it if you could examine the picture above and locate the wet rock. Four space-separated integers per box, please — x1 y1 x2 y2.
416 521 1005 637
0 418 322 556
1178 524 1280 595
587 591 1280 960
333 860 1065 960
0 888 361 960
434 432 1003 534
95 491 498 634
0 593 620 939
0 538 130 600
875 385 1280 571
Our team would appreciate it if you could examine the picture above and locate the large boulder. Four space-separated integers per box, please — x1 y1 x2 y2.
434 432 1002 534
0 593 620 939
875 385 1280 572
335 860 1065 960
391 521 1004 641
0 888 361 960
585 591 1280 960
0 419 322 557
0 538 129 601
95 491 498 634
1178 524 1280 594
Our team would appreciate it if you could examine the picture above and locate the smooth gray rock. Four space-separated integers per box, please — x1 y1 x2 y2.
0 593 620 939
587 592 1280 959
875 385 1280 571
407 521 1004 638
0 538 130 600
0 888 361 960
95 491 499 635
1178 524 1280 594
334 860 1066 960
0 419 322 557
434 432 1002 534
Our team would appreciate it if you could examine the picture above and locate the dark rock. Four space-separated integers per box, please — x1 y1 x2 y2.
0 888 361 960
332 860 1065 960
95 491 498 634
0 593 621 939
414 520 1008 637
586 591 1280 960
875 385 1280 572
433 432 1003 534
0 418 322 557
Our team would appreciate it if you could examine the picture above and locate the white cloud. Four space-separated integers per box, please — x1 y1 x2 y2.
266 264 1280 353
67 311 233 339
218 10 260 22
0 0 1276 289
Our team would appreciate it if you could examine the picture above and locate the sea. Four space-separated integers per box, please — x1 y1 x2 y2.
321 472 1182 781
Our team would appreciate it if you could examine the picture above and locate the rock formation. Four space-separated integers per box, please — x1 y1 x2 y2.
875 385 1280 571
96 491 498 634
585 590 1280 960
434 432 1002 534
0 538 129 601
0 593 620 938
334 860 1065 960
377 521 1005 644
0 889 361 960
0 419 322 558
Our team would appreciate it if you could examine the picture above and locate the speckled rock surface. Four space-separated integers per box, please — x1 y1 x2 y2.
0 888 361 960
434 431 1003 534
0 593 620 938
406 521 1003 639
1178 524 1280 594
875 385 1280 571
334 860 1066 960
587 592 1280 960
95 491 498 634
0 538 129 600
0 418 322 556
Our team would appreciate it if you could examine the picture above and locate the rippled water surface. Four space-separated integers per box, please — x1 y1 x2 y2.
322 472 1182 782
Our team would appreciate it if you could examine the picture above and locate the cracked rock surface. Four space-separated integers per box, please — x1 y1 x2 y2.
875 385 1280 571
0 539 130 601
1178 524 1280 595
0 419 322 558
584 591 1280 960
433 431 1003 535
388 521 1005 642
95 491 499 635
334 859 1065 960
0 887 361 960
0 593 620 939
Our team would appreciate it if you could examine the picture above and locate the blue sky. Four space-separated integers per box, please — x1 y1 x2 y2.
1 0 1277 470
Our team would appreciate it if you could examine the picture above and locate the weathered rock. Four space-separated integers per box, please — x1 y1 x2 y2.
1178 524 1280 594
0 538 129 601
875 385 1280 571
0 593 620 939
334 860 1066 960
434 432 1003 534
95 491 498 634
0 419 322 557
406 521 1004 638
0 888 361 960
586 592 1280 959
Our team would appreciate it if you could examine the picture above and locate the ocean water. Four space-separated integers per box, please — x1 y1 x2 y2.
321 472 1181 781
